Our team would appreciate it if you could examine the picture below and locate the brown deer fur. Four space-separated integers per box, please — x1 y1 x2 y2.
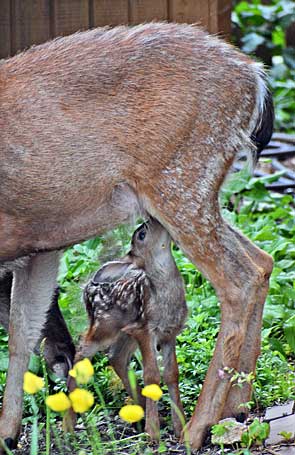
0 23 273 450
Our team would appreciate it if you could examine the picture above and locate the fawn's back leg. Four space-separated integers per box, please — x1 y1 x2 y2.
108 334 144 405
162 340 185 438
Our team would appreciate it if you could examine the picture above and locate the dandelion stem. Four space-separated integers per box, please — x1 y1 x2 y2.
170 401 191 455
93 382 117 446
30 397 39 455
52 424 64 454
40 338 51 455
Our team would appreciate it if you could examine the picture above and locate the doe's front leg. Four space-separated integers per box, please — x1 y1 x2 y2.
0 251 59 450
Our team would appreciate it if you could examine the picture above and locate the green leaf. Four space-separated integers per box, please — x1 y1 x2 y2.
28 354 41 374
284 314 295 352
272 26 285 47
235 2 252 14
0 353 9 371
253 227 277 241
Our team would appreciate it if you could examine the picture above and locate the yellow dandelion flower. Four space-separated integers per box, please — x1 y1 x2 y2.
69 388 94 413
142 384 163 401
46 392 71 412
119 404 144 423
23 371 44 395
69 358 94 384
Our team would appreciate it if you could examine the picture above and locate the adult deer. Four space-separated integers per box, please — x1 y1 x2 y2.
0 23 273 450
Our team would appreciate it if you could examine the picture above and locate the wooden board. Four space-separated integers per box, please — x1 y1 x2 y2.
92 0 128 27
53 0 89 37
11 0 50 54
209 0 232 37
3 0 232 58
169 0 209 28
0 0 11 58
129 0 168 24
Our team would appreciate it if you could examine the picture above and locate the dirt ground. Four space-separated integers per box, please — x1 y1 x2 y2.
12 415 295 455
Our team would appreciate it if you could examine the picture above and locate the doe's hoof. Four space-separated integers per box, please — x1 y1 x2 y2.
236 412 247 423
4 437 17 449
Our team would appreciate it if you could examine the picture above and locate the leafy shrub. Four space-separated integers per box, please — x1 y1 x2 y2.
232 0 295 132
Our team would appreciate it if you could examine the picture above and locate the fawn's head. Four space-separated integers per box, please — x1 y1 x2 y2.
130 218 172 272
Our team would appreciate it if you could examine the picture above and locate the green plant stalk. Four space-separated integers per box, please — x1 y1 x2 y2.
52 424 64 454
102 433 146 445
93 382 117 446
45 406 51 455
127 369 138 403
40 339 50 455
170 401 191 455
30 396 39 455
82 414 101 455
0 438 14 455
190 272 199 296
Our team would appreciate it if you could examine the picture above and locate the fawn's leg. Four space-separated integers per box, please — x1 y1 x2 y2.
221 228 273 419
108 334 144 405
162 340 185 438
64 335 99 431
0 252 59 449
134 329 161 440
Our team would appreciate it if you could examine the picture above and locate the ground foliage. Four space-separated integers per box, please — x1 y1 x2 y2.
233 0 295 133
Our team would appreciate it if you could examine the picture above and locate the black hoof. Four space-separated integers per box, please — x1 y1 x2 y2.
236 412 247 423
4 438 17 450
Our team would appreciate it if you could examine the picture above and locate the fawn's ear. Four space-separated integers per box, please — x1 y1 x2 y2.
121 322 145 338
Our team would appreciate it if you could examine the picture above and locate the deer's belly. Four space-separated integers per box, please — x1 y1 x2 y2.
0 183 141 261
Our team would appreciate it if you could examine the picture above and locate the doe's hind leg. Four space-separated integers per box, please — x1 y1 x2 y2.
221 228 273 420
141 181 271 448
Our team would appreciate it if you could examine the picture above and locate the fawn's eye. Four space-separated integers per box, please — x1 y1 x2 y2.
138 230 146 241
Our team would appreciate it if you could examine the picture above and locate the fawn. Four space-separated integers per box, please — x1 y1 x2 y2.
0 23 273 449
69 218 187 438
